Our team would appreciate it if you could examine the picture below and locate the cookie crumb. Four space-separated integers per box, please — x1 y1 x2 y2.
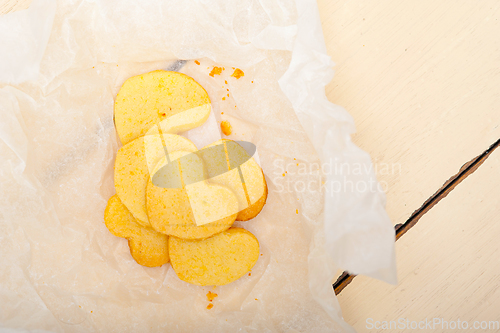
207 303 214 310
231 68 244 79
209 66 223 77
207 291 218 302
221 121 232 136
194 60 200 65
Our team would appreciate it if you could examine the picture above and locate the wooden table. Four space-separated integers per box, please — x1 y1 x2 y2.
2 1 500 332
317 0 500 331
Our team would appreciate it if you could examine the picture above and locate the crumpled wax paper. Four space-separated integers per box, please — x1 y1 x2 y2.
0 0 397 332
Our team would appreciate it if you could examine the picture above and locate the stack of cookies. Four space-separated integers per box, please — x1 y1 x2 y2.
104 70 267 286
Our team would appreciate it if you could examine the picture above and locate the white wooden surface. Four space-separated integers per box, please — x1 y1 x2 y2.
317 1 500 329
318 0 500 226
337 147 500 332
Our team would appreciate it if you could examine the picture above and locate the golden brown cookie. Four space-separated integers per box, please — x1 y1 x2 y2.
114 134 197 226
236 175 268 221
146 151 238 240
114 70 211 145
169 227 260 286
199 139 267 221
104 195 169 267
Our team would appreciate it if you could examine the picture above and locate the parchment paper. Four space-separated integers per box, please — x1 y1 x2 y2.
0 0 396 332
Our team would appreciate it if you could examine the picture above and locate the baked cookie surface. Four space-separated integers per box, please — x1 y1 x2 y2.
114 70 211 145
104 195 169 267
169 227 260 286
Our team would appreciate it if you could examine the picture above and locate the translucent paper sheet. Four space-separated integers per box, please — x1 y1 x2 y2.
0 0 396 332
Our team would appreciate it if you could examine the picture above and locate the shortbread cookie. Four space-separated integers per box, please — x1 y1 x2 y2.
199 139 267 221
104 195 169 267
169 227 259 286
114 70 211 145
114 134 197 226
147 151 238 240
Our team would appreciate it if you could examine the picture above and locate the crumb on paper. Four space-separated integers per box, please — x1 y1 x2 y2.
226 88 229 91
221 112 224 114
221 121 232 136
225 80 228 84
222 97 225 100
282 173 285 177
194 60 200 65
206 291 218 302
251 80 254 83
296 209 298 214
209 66 223 77
255 298 258 301
231 68 244 79
248 272 251 276
207 303 214 310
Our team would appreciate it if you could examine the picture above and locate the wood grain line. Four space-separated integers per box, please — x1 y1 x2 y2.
333 137 500 295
